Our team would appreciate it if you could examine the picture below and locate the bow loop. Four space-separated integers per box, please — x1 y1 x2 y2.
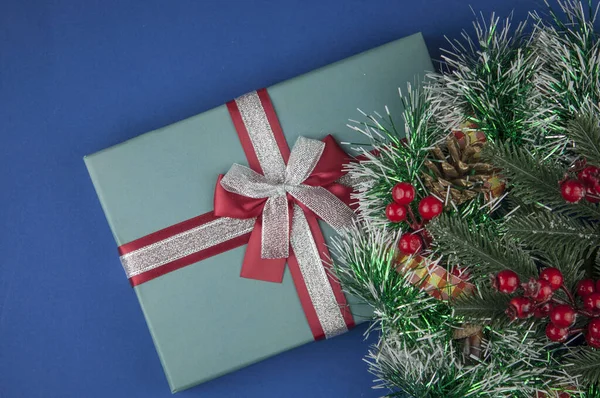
285 137 325 186
220 164 281 199
218 136 355 264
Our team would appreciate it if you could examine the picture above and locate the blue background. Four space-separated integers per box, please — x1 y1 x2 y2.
0 0 539 397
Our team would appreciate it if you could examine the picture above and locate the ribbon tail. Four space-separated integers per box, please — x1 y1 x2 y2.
288 205 352 338
301 210 355 331
240 219 286 283
261 195 290 259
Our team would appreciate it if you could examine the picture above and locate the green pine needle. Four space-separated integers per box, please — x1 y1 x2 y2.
330 223 453 338
427 214 538 281
505 209 600 268
484 142 600 220
427 12 551 144
564 347 600 386
453 290 512 328
567 115 600 167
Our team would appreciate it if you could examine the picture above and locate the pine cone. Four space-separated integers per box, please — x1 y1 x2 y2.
422 124 504 206
453 323 484 360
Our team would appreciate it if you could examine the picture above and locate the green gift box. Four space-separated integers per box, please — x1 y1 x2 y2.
84 33 433 393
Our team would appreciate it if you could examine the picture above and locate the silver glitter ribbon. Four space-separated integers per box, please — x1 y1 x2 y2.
120 217 256 278
220 136 356 260
290 205 348 338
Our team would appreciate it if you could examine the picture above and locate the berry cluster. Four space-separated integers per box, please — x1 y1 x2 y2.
494 268 600 348
385 182 444 256
560 165 600 203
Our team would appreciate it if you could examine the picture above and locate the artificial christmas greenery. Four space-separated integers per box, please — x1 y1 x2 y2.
334 1 600 396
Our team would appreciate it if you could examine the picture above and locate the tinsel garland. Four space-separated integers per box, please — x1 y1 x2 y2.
335 1 600 396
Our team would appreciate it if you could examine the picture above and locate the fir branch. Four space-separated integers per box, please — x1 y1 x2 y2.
428 214 538 281
367 335 466 398
533 0 600 121
484 142 600 220
367 324 579 397
505 208 600 264
530 0 600 157
453 285 511 326
564 346 600 387
427 12 551 144
595 249 600 279
567 115 600 166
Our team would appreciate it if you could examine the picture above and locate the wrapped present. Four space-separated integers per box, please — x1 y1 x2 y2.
84 33 433 393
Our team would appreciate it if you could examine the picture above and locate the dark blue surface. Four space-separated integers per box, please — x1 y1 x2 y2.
1 1 538 397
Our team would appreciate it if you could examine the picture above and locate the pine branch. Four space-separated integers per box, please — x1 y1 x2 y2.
533 0 600 124
428 214 538 281
484 142 600 220
453 285 511 326
564 346 600 387
370 323 581 397
594 249 600 279
567 115 600 167
427 12 551 144
505 209 600 264
368 336 467 398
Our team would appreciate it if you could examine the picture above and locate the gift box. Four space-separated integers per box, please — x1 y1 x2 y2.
84 33 433 393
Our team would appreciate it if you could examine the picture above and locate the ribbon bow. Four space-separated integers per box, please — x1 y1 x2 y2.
214 135 356 282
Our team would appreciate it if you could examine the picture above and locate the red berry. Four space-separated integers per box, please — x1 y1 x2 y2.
587 333 600 349
385 203 407 223
561 179 586 203
506 297 534 320
533 279 554 302
494 270 520 294
577 279 596 297
418 196 443 220
578 166 600 186
584 292 600 313
549 304 576 328
398 233 422 255
534 302 553 318
546 323 569 342
585 185 600 203
588 319 600 340
596 280 600 292
392 182 416 205
522 278 553 302
539 267 564 291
